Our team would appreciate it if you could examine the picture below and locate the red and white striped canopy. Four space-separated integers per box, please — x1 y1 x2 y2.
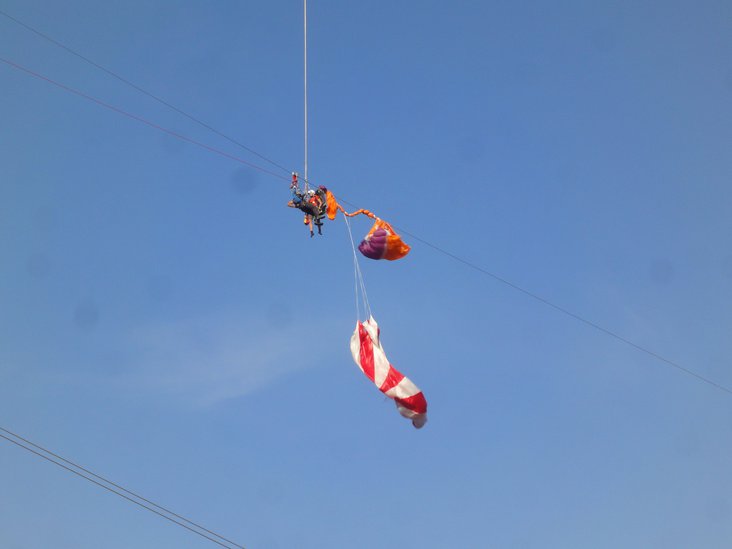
350 316 427 429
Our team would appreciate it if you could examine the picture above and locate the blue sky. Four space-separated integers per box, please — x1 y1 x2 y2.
1 1 731 548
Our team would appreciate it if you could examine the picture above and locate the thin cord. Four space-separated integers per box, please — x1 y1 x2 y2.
354 253 361 321
330 193 732 394
344 215 371 319
0 9 291 175
0 57 290 183
359 260 371 318
303 0 309 191
2 56 729 397
394 226 732 395
0 430 244 549
0 427 244 548
349 218 361 321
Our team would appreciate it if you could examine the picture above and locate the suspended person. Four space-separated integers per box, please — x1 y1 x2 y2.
309 186 328 234
287 174 326 237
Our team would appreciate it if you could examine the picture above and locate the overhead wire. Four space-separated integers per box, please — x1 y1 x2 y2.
0 426 245 548
1 14 730 398
392 226 732 396
2 53 730 397
0 8 291 176
328 199 732 396
0 56 289 183
2 8 732 541
0 427 245 549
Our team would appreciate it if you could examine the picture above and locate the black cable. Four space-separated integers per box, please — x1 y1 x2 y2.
2 13 728 398
0 8 292 176
0 429 245 549
0 426 245 548
401 230 732 395
0 56 289 183
335 195 732 396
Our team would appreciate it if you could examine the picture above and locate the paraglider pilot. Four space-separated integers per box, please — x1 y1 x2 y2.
287 173 326 237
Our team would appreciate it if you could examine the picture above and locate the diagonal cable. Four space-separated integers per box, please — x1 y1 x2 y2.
333 195 732 396
2 51 729 399
0 8 291 175
0 56 289 183
0 427 245 548
0 428 245 548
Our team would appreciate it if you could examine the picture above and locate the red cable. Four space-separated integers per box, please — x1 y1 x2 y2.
0 56 289 182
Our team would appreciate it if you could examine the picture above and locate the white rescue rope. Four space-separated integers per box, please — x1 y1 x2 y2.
303 0 309 192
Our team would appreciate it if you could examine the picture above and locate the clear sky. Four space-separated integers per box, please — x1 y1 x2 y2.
1 1 731 548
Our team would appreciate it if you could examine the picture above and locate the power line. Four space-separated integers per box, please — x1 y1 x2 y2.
331 196 732 396
0 427 245 548
2 51 730 398
396 227 732 395
0 56 290 183
0 8 291 176
0 427 245 549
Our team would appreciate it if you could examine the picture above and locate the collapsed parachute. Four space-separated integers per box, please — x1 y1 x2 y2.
350 316 427 429
287 180 410 260
358 218 410 260
324 191 410 261
287 175 426 428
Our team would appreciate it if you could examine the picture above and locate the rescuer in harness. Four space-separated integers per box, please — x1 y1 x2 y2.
287 173 326 237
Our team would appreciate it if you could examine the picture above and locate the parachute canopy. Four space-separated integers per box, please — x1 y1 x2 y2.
350 316 427 428
358 218 410 261
325 190 340 220
325 193 411 261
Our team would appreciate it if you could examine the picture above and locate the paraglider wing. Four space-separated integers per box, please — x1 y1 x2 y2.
325 190 340 220
323 197 411 260
349 316 427 428
358 219 411 261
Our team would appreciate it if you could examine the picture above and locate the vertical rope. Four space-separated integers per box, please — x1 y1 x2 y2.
303 0 309 191
352 235 361 322
344 216 372 320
